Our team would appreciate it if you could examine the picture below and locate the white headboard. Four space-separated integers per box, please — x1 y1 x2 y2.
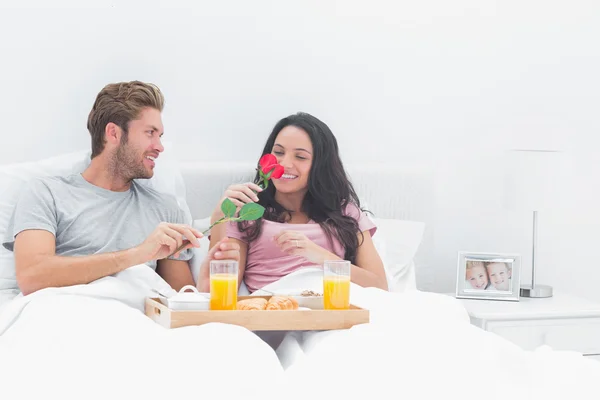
177 161 436 290
178 162 434 222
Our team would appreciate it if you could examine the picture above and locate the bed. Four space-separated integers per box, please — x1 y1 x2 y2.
0 147 599 400
178 160 434 294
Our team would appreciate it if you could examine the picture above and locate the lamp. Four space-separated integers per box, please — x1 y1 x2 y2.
504 149 566 298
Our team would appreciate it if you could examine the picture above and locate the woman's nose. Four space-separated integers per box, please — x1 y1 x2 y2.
278 154 293 168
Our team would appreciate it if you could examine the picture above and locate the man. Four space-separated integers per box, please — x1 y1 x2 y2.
2 80 239 295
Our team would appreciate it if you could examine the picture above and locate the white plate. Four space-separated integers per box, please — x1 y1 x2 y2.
266 288 324 310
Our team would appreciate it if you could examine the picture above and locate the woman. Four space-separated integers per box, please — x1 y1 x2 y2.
201 112 387 293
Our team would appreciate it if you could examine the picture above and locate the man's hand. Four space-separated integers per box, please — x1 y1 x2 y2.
136 222 203 263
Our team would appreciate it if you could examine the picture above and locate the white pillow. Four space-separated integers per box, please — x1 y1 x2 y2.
370 217 425 292
0 142 190 302
0 150 90 295
189 216 425 294
189 217 212 285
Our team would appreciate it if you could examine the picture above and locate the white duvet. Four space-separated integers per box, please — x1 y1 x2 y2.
0 266 599 400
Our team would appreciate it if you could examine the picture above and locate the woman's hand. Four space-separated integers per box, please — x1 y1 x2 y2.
211 182 263 223
197 237 241 292
273 230 338 265
202 237 241 264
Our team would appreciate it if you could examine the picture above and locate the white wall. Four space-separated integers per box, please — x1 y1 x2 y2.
1 1 600 299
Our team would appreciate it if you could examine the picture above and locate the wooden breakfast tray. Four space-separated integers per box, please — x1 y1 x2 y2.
145 295 369 331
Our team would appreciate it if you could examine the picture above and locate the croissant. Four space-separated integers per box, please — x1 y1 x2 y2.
266 296 299 310
237 298 268 310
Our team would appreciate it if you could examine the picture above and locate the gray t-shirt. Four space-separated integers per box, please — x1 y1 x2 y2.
2 174 192 269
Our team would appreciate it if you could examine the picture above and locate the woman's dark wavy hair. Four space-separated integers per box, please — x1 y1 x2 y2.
238 112 366 264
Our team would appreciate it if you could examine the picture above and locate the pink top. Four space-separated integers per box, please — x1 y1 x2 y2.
226 203 376 292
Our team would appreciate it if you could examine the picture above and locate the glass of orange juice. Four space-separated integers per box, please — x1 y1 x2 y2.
210 260 238 310
323 260 351 310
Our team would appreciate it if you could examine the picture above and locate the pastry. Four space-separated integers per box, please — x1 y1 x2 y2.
266 296 299 310
237 298 268 310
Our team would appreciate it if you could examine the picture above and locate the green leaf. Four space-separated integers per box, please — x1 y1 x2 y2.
238 203 265 221
265 168 274 179
221 198 237 218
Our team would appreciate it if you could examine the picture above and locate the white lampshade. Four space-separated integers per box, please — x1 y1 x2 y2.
504 149 566 211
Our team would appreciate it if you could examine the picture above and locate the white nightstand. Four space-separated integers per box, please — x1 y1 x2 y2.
456 292 600 361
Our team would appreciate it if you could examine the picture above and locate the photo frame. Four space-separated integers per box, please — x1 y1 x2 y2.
456 252 521 301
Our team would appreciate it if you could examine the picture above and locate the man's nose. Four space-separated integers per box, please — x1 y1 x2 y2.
155 138 164 153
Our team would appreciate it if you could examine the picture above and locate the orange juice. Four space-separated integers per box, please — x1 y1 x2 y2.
323 276 350 310
210 273 237 310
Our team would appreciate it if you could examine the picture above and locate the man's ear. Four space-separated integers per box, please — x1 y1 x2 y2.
105 122 123 147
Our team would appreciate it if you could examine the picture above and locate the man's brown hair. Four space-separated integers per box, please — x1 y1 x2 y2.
87 81 164 158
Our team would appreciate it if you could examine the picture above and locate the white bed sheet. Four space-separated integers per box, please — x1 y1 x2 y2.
0 266 599 400
0 265 285 400
258 268 600 400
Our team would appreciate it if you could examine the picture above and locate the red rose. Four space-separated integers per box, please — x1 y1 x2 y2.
269 164 284 179
259 154 278 173
257 153 284 188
